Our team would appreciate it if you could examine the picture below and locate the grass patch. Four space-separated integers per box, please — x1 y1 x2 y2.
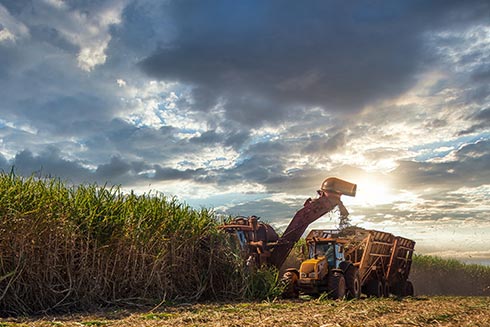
80 321 108 327
243 267 283 300
142 313 175 320
6 297 490 327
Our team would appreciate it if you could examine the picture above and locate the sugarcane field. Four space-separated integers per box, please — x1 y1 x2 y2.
1 1 490 326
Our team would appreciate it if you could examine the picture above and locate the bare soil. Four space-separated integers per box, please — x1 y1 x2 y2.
2 296 489 327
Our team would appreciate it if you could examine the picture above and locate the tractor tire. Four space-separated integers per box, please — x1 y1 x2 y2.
345 267 361 299
383 280 390 297
404 280 414 297
327 272 346 300
281 271 299 299
365 279 383 297
390 282 404 297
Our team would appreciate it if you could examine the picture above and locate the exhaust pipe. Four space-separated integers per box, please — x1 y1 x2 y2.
321 177 357 197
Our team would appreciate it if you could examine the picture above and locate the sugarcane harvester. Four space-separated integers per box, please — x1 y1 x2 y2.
220 177 416 299
219 177 356 269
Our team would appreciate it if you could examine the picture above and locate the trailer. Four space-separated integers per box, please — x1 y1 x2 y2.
283 227 415 299
340 228 415 297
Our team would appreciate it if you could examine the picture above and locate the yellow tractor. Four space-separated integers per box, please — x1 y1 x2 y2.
282 229 415 299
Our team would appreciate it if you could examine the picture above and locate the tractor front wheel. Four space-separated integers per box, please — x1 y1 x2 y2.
327 272 346 300
345 267 361 299
281 270 299 299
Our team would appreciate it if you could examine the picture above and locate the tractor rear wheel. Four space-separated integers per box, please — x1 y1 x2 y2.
327 272 346 300
281 271 299 299
345 267 361 299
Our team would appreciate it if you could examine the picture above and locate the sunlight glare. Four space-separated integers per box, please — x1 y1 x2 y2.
344 177 396 206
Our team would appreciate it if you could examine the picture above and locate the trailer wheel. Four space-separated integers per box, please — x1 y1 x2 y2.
383 280 390 297
327 273 346 300
366 279 383 297
391 282 404 297
281 271 299 299
345 267 361 299
404 280 414 297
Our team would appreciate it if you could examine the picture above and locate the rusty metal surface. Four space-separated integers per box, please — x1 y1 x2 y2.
321 177 357 197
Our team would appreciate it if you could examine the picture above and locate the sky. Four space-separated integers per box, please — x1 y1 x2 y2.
0 0 489 264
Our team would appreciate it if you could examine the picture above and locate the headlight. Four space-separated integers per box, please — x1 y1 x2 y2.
301 273 307 278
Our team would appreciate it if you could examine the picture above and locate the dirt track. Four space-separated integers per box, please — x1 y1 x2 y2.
2 296 490 327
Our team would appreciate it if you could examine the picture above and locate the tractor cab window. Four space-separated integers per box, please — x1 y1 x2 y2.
310 242 336 267
235 230 247 250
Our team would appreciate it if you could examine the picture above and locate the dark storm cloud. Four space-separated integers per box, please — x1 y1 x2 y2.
224 198 299 222
17 94 116 135
187 129 250 149
29 24 79 53
189 130 222 145
394 140 490 191
224 131 250 149
3 146 208 185
0 152 8 172
472 68 490 83
102 119 179 160
474 108 490 122
0 51 123 145
303 130 347 155
9 147 94 183
89 134 489 200
209 139 298 187
94 155 206 183
96 119 249 165
153 166 205 181
0 42 25 79
95 156 132 180
197 131 367 193
459 108 490 135
140 0 490 126
0 0 31 16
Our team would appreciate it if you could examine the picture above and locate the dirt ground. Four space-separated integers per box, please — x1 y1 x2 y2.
2 296 490 327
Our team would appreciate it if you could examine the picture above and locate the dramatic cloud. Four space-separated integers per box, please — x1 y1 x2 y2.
0 0 489 262
140 0 490 125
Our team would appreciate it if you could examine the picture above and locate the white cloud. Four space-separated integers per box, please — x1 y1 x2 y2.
73 3 127 71
29 1 128 71
77 42 111 72
0 28 15 43
118 80 176 128
0 4 29 43
0 119 37 135
430 25 490 73
43 0 67 10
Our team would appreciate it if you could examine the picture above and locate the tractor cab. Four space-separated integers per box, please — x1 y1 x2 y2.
308 241 345 269
297 230 348 286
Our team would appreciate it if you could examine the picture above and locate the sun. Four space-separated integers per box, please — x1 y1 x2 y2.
343 177 395 206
